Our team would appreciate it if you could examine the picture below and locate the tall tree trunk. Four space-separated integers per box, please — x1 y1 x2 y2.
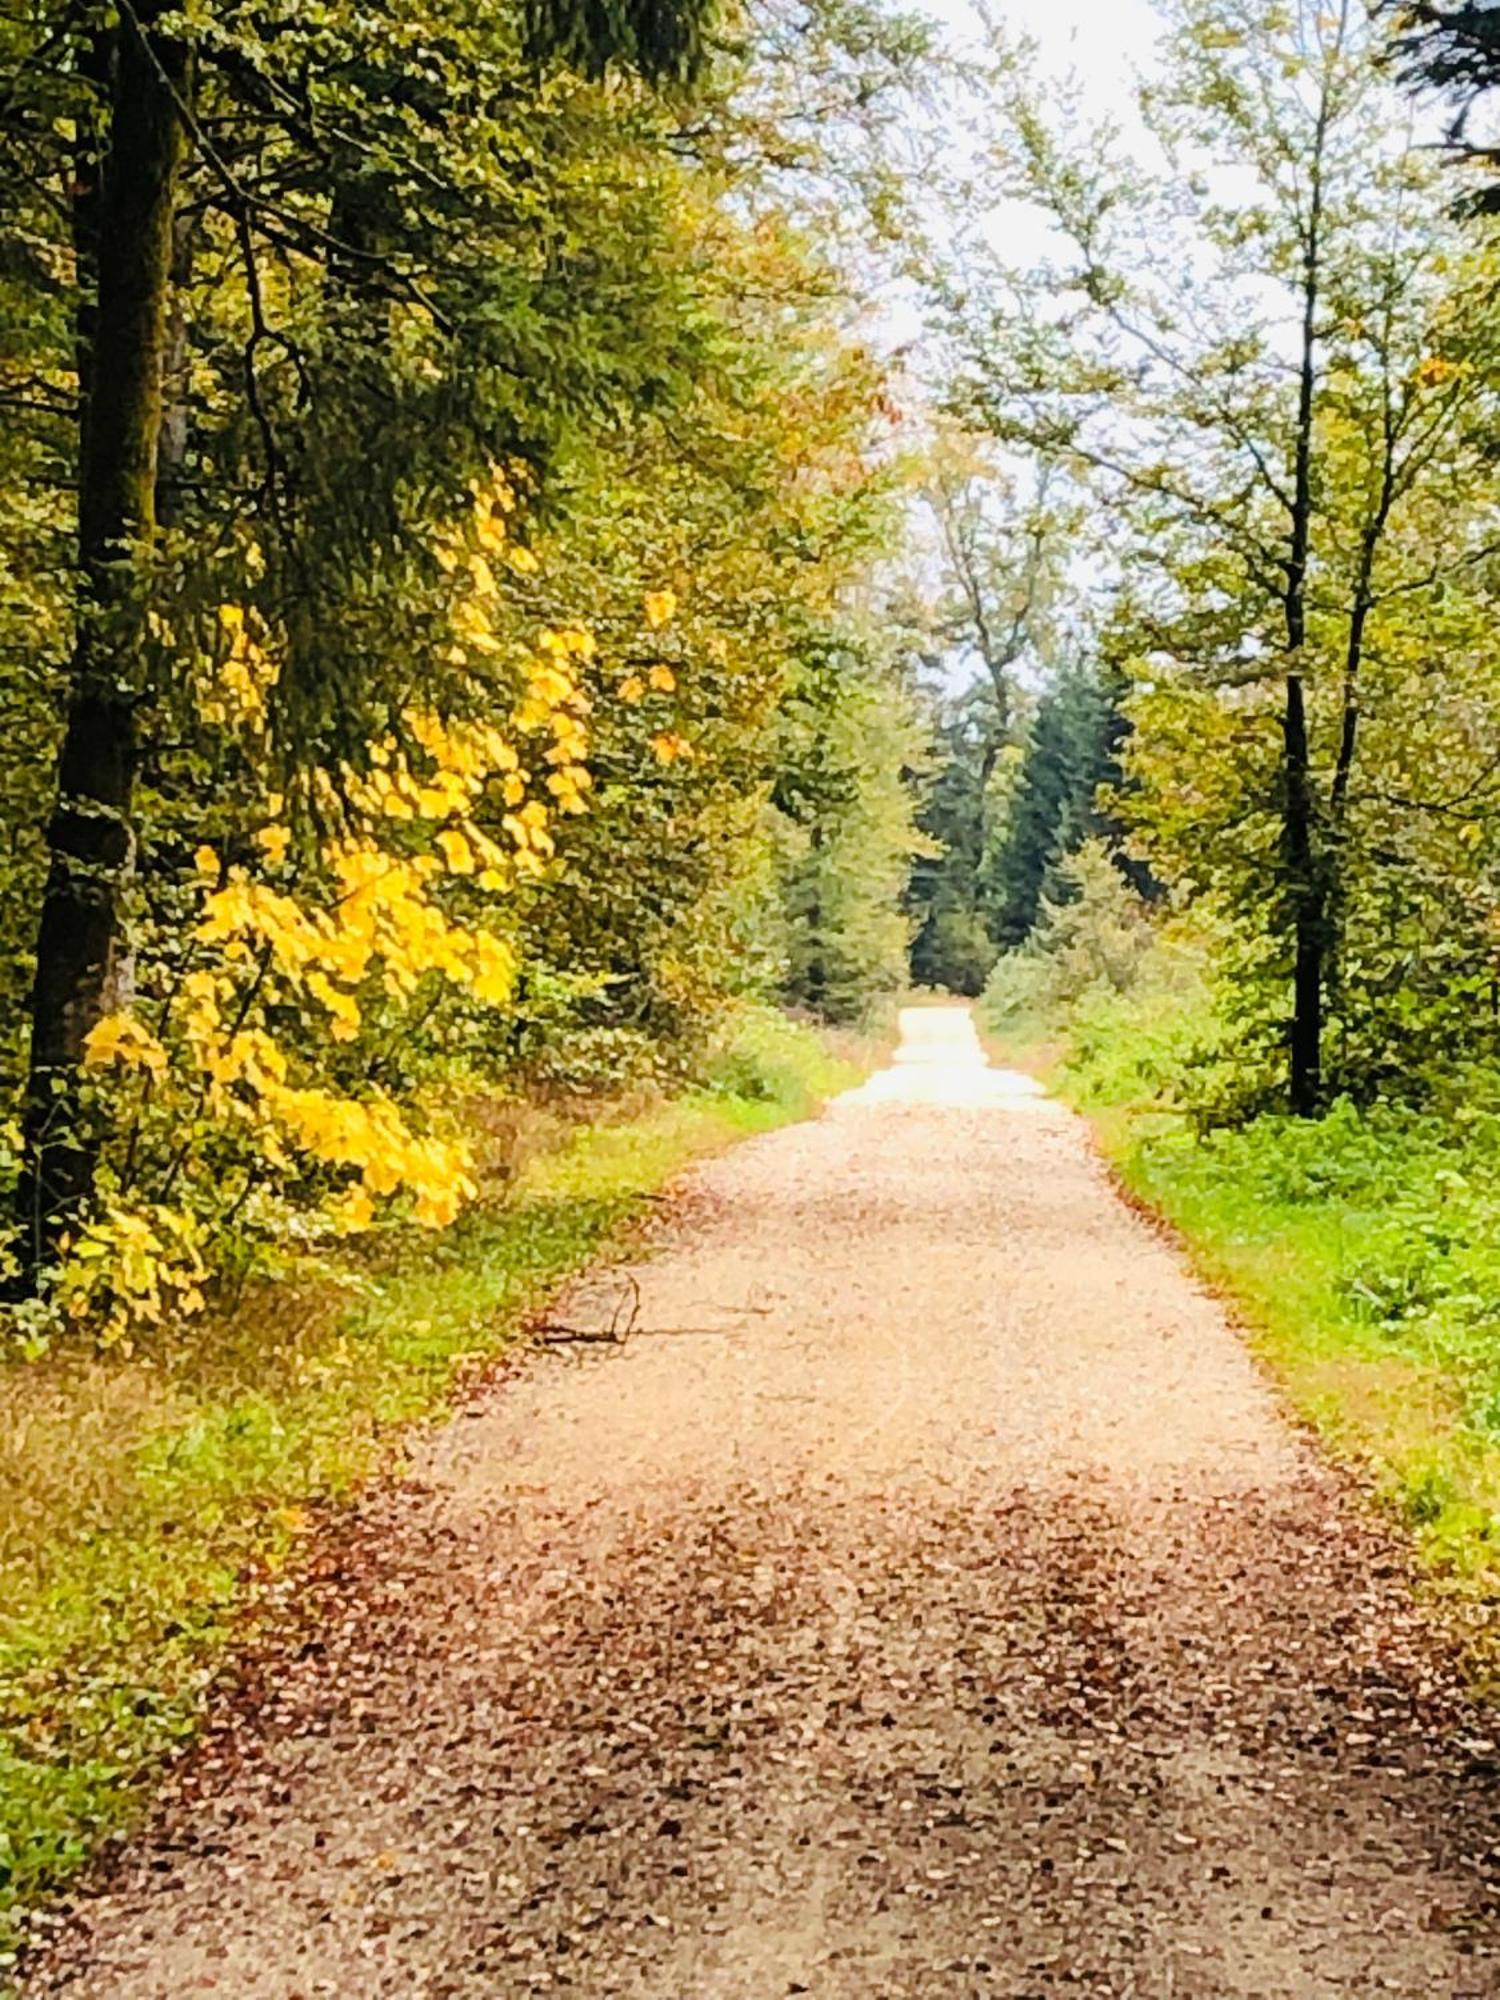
1279 8 1346 1119
155 212 197 530
1283 673 1322 1116
19 4 191 1265
805 819 827 1013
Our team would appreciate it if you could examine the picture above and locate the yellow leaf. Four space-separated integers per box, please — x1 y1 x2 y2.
643 588 677 630
437 827 475 875
330 1184 376 1234
82 1013 168 1079
470 933 516 1004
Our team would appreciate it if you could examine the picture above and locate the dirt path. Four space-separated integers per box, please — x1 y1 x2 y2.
28 1006 1500 1996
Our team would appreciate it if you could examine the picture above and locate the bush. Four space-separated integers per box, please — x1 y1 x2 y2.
696 1004 864 1116
982 840 1156 1024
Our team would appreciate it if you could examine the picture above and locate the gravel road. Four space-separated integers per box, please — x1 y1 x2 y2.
27 1006 1500 1996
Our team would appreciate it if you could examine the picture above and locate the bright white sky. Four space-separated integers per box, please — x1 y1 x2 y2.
921 0 1163 117
880 0 1166 353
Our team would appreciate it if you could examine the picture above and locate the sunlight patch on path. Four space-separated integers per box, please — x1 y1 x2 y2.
840 1002 1052 1110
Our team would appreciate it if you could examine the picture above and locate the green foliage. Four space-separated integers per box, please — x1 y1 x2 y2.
989 660 1138 948
909 654 1134 996
1171 1107 1500 1457
904 435 1101 996
940 0 1500 1116
907 683 1004 994
982 839 1157 1028
698 1003 872 1111
903 429 1137 997
773 639 928 1023
0 0 929 1328
1132 1092 1500 1563
913 907 999 1000
1059 967 1213 1122
524 0 717 81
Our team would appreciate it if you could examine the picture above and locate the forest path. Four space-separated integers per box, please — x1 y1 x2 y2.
30 1006 1500 1997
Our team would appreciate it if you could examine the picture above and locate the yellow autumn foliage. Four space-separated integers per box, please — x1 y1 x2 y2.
57 474 692 1342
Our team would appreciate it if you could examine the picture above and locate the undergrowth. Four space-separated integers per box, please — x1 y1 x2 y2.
0 1006 866 1966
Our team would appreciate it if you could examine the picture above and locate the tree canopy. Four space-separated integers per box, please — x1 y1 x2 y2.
913 0 1500 1124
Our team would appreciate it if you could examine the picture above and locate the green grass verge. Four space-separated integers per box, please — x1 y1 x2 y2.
991 977 1500 1656
0 1009 866 1967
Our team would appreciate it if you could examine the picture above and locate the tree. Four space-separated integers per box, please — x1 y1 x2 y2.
526 0 717 80
907 680 1006 994
901 431 1077 992
773 636 927 1023
990 657 1134 949
1387 3 1500 210
943 0 1500 1113
0 0 934 1324
19 3 191 1249
925 433 1067 737
3 0 761 1261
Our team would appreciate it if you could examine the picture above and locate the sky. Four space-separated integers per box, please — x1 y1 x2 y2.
880 0 1166 353
920 0 1163 118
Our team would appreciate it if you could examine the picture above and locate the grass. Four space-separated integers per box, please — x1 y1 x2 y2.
986 969 1500 1655
0 1006 868 1966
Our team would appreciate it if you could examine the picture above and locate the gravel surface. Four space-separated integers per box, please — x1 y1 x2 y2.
27 1006 1500 1996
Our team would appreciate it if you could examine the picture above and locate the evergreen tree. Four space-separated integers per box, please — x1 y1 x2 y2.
907 682 1004 995
774 637 926 1024
1388 5 1500 209
990 660 1134 948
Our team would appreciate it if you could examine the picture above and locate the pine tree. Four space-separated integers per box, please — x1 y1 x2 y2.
989 661 1132 949
1387 5 1500 209
907 683 1003 995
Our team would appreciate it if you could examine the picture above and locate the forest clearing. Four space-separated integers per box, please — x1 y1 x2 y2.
10 0 1500 1989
